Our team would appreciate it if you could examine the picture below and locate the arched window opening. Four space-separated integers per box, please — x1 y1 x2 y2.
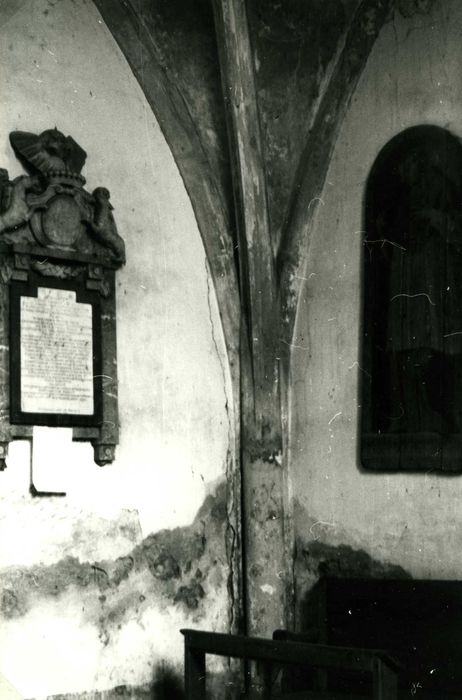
361 126 462 471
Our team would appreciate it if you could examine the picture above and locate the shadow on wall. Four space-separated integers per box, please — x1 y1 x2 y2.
151 662 184 700
85 664 184 699
281 540 412 696
50 666 186 700
291 535 462 696
296 538 411 633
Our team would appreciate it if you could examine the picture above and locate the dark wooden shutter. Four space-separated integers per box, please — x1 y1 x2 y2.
361 126 462 471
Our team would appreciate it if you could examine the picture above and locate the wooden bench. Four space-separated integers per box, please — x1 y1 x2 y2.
181 628 399 699
287 577 462 698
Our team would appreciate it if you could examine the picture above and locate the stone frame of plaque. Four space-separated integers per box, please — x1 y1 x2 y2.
0 128 126 468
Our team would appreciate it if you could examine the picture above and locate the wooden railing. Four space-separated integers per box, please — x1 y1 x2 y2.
181 628 400 699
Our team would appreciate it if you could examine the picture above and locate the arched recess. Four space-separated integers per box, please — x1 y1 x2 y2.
362 125 462 472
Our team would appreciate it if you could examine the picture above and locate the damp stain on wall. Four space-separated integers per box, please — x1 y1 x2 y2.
41 661 184 700
293 499 412 630
297 537 411 581
0 482 231 697
1 482 228 619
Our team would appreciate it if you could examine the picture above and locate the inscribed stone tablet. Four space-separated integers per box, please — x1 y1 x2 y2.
20 287 94 415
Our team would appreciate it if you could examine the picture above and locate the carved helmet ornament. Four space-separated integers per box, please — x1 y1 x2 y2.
0 128 125 264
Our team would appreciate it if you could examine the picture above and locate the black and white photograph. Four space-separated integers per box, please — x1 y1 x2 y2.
0 1 459 698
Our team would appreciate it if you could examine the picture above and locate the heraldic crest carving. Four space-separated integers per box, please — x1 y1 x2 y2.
0 128 125 263
0 129 125 472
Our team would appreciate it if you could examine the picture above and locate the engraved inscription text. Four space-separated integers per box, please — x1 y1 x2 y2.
20 287 94 415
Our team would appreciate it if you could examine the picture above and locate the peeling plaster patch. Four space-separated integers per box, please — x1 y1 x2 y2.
174 579 205 609
0 590 23 619
250 481 282 524
0 504 143 569
245 437 282 464
244 457 289 636
0 482 228 621
146 551 180 581
0 483 231 696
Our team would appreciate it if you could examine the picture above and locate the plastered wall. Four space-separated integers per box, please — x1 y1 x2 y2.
0 1 233 697
290 0 462 606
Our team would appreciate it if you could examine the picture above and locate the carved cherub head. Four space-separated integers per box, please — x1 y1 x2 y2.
93 187 111 201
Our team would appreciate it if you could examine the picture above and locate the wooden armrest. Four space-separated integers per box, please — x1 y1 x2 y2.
181 629 400 673
181 629 400 699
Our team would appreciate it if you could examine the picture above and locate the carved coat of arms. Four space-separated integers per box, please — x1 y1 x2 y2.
0 128 125 265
